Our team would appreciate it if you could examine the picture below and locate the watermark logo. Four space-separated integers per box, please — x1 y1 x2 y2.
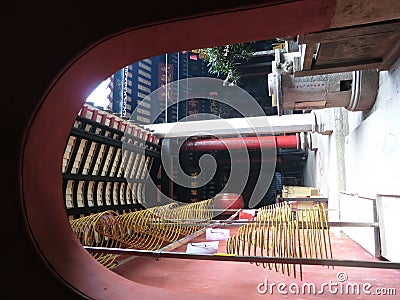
336 271 348 282
122 77 276 218
257 272 397 296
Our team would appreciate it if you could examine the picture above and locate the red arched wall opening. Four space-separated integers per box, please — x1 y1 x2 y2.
21 2 334 299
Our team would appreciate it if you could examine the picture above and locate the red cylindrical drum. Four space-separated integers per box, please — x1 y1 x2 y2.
213 193 244 214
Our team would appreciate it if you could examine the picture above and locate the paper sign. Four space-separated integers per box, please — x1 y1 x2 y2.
186 241 219 254
206 228 230 241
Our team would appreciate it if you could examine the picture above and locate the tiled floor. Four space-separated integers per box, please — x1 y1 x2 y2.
112 228 400 299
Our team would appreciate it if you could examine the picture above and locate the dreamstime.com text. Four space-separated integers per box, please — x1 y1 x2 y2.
257 272 397 296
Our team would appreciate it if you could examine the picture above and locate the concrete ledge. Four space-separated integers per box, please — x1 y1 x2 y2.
340 192 380 257
377 194 400 262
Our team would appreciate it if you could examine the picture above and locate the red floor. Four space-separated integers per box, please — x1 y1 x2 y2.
112 229 400 299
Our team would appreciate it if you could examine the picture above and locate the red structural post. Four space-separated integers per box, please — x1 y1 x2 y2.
182 134 300 151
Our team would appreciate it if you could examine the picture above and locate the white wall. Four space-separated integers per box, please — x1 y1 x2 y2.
377 195 400 262
342 59 400 261
345 59 400 197
340 192 379 257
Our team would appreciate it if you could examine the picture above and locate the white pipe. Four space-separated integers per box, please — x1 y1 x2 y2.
144 113 318 138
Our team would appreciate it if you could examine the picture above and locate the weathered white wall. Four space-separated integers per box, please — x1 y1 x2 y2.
345 58 400 196
304 58 400 259
377 195 400 262
340 192 379 257
343 59 400 261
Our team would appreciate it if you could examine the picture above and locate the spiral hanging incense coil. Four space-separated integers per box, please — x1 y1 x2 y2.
112 203 182 250
226 202 332 280
70 199 215 267
69 210 123 268
167 199 214 236
112 199 215 249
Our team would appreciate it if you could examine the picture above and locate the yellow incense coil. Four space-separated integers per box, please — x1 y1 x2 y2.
70 199 215 268
69 210 122 268
226 202 332 280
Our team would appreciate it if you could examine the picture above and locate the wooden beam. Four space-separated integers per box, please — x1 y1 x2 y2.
301 43 317 70
379 34 400 70
299 20 400 44
294 60 381 77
